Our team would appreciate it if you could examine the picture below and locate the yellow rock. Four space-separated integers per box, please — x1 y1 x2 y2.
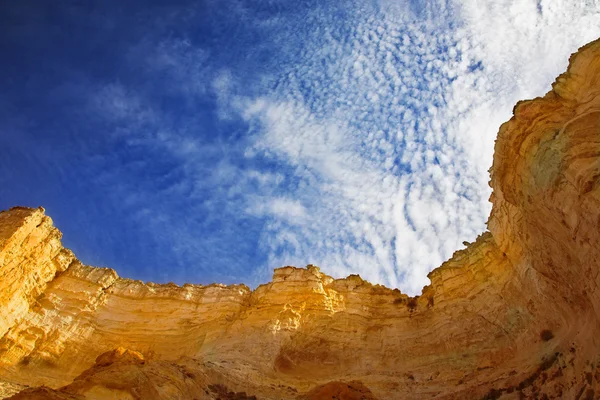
1 38 600 399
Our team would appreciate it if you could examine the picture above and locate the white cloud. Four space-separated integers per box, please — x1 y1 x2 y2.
213 70 236 120
227 0 600 294
247 197 307 224
86 0 600 294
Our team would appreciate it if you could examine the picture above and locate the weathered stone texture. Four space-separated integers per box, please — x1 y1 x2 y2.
1 38 600 399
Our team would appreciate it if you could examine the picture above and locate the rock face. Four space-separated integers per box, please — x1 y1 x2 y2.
1 39 599 399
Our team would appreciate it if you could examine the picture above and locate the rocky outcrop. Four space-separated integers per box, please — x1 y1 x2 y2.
1 39 599 399
298 381 378 400
7 348 260 400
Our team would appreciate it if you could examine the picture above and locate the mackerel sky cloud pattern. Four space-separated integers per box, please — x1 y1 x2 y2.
1 0 599 294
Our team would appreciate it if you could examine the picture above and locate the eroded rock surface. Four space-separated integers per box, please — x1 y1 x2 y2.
1 39 600 399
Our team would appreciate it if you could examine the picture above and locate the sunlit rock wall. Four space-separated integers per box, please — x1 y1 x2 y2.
1 38 599 400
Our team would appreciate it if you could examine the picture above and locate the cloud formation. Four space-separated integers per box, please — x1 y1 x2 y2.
89 0 599 294
224 0 600 293
3 1 597 294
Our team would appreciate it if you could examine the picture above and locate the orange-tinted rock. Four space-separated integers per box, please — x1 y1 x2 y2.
5 350 210 400
6 387 83 400
94 348 144 367
298 381 378 400
1 38 600 399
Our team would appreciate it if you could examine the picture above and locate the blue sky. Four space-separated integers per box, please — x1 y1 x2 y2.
1 0 599 294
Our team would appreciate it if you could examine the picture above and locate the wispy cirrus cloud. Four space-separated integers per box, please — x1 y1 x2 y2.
215 0 600 293
12 0 597 294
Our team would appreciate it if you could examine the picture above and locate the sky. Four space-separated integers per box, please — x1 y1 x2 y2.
1 0 599 295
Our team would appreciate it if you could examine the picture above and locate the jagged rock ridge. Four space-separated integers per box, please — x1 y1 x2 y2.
1 38 600 399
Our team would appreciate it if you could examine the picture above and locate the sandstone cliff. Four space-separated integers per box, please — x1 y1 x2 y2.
1 38 600 399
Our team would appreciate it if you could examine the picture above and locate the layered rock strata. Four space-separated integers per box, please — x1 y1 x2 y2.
1 39 600 399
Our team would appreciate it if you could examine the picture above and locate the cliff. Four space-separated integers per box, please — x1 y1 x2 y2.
1 38 600 399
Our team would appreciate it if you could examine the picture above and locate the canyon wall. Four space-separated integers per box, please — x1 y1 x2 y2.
0 38 599 399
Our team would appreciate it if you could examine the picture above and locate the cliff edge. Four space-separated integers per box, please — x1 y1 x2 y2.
1 38 600 399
